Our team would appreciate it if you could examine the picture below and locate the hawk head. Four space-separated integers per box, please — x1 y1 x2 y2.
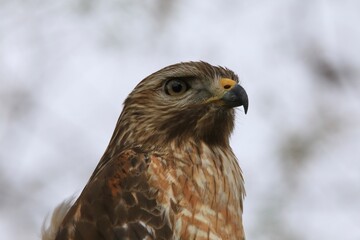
109 61 248 151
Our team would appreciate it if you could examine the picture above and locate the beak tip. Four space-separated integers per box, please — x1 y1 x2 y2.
243 94 249 114
244 104 248 114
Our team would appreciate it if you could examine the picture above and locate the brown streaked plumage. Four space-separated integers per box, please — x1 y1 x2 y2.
42 61 249 240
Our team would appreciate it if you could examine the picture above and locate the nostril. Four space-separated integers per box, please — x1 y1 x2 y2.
220 78 236 90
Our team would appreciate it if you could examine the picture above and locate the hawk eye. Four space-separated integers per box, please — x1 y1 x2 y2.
165 79 189 96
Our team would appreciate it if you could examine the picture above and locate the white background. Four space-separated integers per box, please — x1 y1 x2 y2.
1 1 359 239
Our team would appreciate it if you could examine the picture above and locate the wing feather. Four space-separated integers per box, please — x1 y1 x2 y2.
53 149 172 240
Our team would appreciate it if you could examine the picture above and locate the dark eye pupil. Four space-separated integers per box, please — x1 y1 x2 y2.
172 82 183 93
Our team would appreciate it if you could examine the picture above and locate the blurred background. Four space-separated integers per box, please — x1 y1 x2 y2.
1 0 359 239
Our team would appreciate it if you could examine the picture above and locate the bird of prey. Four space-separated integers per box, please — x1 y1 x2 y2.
42 61 249 240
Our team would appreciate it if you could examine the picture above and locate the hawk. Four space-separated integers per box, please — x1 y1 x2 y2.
43 61 249 240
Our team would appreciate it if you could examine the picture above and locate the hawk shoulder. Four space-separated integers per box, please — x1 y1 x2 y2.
54 149 172 240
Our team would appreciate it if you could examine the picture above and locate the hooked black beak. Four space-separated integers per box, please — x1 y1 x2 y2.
222 84 249 114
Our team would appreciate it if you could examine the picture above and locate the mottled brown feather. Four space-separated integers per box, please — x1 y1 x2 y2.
55 149 172 240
